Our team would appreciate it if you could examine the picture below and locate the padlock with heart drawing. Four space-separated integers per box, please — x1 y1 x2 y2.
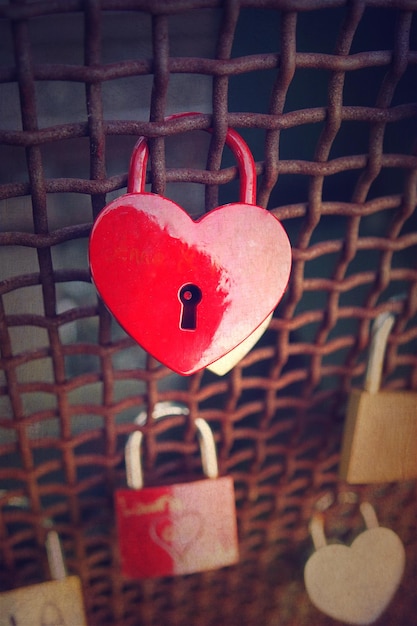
304 502 405 625
89 112 292 375
115 416 239 579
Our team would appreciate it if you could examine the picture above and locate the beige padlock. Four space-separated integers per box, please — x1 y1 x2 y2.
0 531 87 626
340 312 417 483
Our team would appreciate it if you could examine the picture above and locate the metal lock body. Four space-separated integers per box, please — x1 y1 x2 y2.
115 417 239 579
340 312 417 483
89 111 291 376
0 532 87 626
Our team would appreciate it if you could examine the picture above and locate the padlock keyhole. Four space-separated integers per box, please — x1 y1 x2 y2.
179 284 202 330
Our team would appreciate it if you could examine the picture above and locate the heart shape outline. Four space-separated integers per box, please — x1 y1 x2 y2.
149 511 203 561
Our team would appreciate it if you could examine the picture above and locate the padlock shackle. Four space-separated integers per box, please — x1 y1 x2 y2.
127 111 257 205
45 530 67 581
309 503 380 550
125 416 219 490
364 312 395 394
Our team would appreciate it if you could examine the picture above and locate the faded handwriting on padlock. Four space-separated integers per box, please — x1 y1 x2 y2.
119 493 183 516
112 238 196 270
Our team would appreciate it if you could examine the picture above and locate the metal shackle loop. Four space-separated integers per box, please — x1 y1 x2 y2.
309 503 380 551
45 530 67 581
364 312 395 394
127 111 257 205
125 417 219 490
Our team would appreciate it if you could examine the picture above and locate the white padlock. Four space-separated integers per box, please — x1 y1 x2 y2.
304 502 405 625
0 531 87 626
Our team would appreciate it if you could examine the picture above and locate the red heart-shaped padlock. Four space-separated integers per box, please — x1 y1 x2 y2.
89 113 291 375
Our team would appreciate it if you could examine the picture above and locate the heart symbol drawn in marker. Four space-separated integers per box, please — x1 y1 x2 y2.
150 512 203 561
304 526 405 625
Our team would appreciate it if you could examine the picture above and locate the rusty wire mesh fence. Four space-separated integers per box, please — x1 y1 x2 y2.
1 1 417 625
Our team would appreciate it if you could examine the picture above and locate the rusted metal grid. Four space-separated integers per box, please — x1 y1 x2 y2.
0 1 416 625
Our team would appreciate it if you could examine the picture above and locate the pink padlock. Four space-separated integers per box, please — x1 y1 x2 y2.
115 417 239 579
89 112 291 375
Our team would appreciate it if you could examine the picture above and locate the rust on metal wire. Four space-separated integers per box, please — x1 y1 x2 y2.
0 1 416 625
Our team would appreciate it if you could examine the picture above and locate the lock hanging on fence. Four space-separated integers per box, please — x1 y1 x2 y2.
89 111 291 376
115 417 239 579
339 312 417 483
0 531 87 626
304 502 405 625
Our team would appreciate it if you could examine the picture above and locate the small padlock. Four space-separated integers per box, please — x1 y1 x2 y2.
339 312 417 483
89 111 291 376
304 503 405 625
0 531 87 626
115 417 239 579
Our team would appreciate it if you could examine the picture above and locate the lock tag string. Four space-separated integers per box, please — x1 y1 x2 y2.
127 112 257 205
